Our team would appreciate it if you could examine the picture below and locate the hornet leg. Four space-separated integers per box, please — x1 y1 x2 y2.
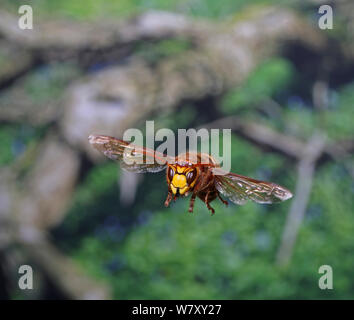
205 191 215 215
217 192 228 206
164 191 173 207
188 193 197 213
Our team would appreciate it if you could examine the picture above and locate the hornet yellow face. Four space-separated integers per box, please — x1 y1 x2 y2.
167 165 198 196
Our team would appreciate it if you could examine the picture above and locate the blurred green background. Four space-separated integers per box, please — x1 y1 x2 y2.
1 0 353 299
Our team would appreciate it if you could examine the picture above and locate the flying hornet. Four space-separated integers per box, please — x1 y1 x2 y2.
89 135 293 214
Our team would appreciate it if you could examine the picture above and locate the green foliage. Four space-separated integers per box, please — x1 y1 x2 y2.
221 58 295 114
3 0 138 20
177 0 276 19
281 81 354 140
154 104 198 132
0 125 18 167
135 38 192 65
4 0 277 20
0 124 44 167
322 83 354 139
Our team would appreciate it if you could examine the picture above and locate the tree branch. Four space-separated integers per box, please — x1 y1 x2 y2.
276 132 327 266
